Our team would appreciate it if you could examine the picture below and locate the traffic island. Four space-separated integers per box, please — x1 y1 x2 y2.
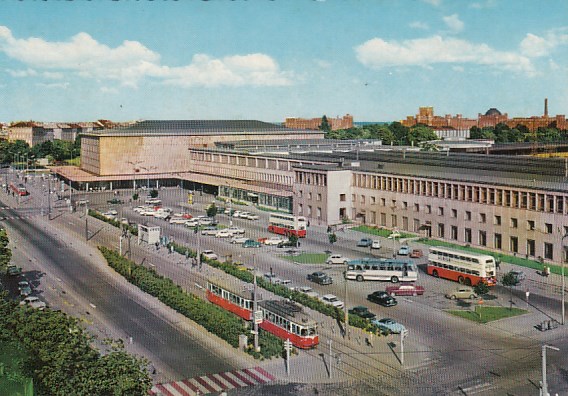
447 306 528 324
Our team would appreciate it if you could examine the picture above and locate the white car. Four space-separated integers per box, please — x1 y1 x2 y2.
169 217 187 224
231 236 249 244
106 209 118 216
133 206 150 213
141 209 156 216
326 254 349 265
200 227 218 236
245 214 259 220
239 212 251 218
298 286 319 299
215 229 232 238
201 250 218 260
20 296 47 310
145 198 162 204
320 294 345 309
185 220 199 228
232 210 242 218
153 212 170 219
264 237 287 246
198 218 213 225
226 226 245 235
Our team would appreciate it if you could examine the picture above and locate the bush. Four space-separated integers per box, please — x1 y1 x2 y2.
98 247 281 359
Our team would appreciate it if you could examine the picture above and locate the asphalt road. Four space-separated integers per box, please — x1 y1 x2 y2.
0 180 240 383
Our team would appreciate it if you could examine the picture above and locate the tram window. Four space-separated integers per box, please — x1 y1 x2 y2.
308 327 316 336
448 265 454 270
291 324 297 334
364 265 371 270
379 265 386 270
301 327 308 336
387 265 394 271
472 270 480 276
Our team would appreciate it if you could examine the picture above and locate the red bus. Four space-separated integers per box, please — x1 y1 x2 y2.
268 213 307 238
10 183 28 196
427 246 497 286
206 282 318 349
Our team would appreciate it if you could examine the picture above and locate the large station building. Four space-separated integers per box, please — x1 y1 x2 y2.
52 119 568 265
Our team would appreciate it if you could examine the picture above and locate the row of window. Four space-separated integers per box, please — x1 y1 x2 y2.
297 204 322 219
428 262 482 276
262 310 316 336
298 190 322 201
352 173 566 214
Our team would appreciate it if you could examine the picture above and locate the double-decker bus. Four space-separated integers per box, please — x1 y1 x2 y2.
427 246 496 286
345 258 418 283
9 183 28 196
206 281 318 349
268 213 307 238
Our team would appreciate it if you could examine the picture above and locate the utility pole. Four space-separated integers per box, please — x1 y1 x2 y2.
47 176 52 220
344 273 349 338
542 344 559 396
284 339 291 376
328 339 333 378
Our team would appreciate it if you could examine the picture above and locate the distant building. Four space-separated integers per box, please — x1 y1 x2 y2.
402 100 566 132
285 114 353 131
8 122 51 147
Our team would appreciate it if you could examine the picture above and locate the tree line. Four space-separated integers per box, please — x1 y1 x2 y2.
0 137 81 165
318 115 568 145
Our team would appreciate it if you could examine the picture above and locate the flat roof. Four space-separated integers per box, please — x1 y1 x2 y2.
83 120 320 137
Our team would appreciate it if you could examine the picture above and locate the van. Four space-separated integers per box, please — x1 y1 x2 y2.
445 286 477 300
371 240 381 249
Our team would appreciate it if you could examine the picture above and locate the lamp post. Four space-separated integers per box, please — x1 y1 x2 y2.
541 344 559 396
561 233 568 325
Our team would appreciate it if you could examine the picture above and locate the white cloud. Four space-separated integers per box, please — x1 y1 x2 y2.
421 0 441 6
315 59 332 68
6 68 37 77
42 71 64 80
100 86 119 94
520 30 568 57
0 25 292 88
443 14 464 33
409 21 429 30
452 66 464 72
355 35 535 75
470 0 497 9
36 82 69 89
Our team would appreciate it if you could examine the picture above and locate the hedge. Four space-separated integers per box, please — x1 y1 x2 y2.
98 247 282 359
89 210 138 236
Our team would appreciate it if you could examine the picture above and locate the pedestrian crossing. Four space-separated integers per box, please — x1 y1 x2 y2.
149 366 276 396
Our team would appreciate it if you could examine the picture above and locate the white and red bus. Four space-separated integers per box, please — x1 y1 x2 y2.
9 183 28 196
427 246 496 286
206 282 318 349
268 213 307 238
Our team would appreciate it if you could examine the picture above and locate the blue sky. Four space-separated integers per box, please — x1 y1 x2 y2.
1 0 567 123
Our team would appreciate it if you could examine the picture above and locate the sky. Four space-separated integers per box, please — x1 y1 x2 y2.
0 0 567 123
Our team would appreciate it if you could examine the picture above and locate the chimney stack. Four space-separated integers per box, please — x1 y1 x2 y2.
544 98 548 117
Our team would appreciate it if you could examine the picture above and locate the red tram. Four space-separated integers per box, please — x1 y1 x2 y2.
206 282 319 349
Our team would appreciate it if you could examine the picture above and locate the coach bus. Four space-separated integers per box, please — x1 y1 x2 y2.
268 213 307 238
9 183 28 196
345 258 418 283
427 246 496 286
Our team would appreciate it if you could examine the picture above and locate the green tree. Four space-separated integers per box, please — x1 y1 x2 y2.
319 115 331 132
328 233 337 244
132 193 139 202
388 122 410 145
206 203 218 218
473 281 490 297
368 125 396 144
149 189 159 198
408 125 437 145
288 233 299 247
501 271 520 309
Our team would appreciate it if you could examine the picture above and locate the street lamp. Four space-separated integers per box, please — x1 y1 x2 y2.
541 344 559 396
561 233 568 325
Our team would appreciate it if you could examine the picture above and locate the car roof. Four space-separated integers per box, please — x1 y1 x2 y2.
322 294 337 299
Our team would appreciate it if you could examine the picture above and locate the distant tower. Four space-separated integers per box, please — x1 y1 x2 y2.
544 98 548 117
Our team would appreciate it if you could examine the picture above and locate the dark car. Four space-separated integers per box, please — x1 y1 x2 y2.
277 240 296 248
107 198 124 204
348 306 377 320
307 271 333 285
357 238 373 247
367 291 397 307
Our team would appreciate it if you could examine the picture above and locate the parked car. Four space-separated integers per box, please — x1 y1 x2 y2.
201 250 218 261
398 245 411 256
145 198 161 204
169 217 188 224
371 240 382 249
326 254 349 265
386 282 425 297
264 237 287 246
20 296 46 310
6 264 22 276
230 236 249 244
372 318 406 334
153 211 170 220
215 229 232 238
201 227 219 236
107 198 124 204
510 270 526 283
232 210 243 218
320 294 344 309
445 286 477 300
388 231 401 239
185 219 199 228
357 238 373 247
243 239 261 248
277 240 296 248
307 271 333 285
367 291 397 307
410 249 423 258
245 214 259 220
348 306 377 320
226 226 245 235
298 286 319 299
18 281 32 297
